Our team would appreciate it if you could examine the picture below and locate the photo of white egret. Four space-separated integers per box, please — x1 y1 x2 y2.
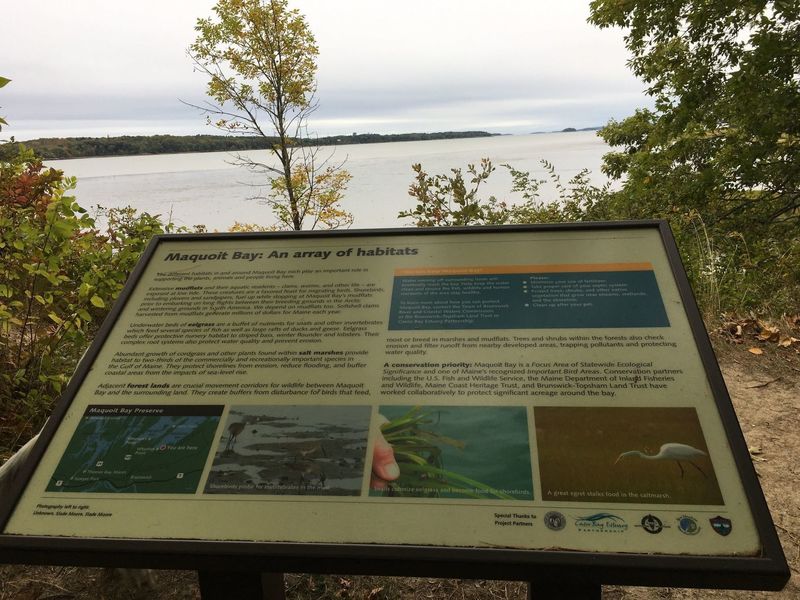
535 406 723 505
204 405 370 496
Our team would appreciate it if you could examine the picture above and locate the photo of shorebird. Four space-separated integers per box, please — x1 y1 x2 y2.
615 442 709 478
535 406 723 505
204 405 370 496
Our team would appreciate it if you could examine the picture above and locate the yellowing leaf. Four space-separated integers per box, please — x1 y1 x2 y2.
757 328 779 342
90 295 105 308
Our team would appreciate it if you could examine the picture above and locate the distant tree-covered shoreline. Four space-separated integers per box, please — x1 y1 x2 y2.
10 131 498 160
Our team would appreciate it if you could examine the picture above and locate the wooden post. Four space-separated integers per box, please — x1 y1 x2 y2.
198 571 285 600
528 580 601 599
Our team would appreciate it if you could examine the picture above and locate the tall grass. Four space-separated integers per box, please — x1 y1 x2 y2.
376 406 515 500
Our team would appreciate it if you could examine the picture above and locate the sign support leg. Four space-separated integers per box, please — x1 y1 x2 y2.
198 571 285 600
528 580 601 599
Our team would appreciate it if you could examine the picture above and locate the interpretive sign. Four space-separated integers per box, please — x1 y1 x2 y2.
0 223 788 590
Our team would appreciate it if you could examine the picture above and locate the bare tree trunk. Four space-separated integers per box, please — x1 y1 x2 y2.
0 431 39 496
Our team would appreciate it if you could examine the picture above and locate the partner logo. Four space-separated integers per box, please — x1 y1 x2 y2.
638 514 664 534
544 511 566 531
709 516 732 536
677 515 700 535
575 512 628 533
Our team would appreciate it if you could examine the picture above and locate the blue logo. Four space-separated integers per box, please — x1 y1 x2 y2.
575 513 628 533
677 515 700 535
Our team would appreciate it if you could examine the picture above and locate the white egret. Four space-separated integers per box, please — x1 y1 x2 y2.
615 443 709 478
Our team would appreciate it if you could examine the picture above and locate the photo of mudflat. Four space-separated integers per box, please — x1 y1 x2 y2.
371 405 533 500
204 405 370 496
535 406 723 505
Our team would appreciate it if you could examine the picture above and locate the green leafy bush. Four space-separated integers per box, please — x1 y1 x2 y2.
402 156 798 319
400 158 608 228
0 147 173 457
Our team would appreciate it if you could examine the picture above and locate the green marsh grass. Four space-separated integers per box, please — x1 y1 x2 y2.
377 406 515 500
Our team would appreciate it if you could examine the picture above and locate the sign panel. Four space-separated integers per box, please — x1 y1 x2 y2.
0 224 788 587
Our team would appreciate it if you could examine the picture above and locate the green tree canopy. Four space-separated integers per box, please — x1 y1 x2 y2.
0 76 11 132
588 0 799 313
189 0 351 230
191 0 318 134
589 0 800 225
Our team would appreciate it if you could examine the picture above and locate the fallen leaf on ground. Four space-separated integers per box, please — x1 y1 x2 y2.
748 347 764 355
757 325 780 341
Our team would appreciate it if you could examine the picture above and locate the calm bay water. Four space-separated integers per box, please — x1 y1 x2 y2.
48 131 609 231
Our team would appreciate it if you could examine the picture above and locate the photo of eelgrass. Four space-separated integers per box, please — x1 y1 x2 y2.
372 405 533 500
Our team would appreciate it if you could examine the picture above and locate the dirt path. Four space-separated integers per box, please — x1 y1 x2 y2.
0 349 797 599
608 350 799 599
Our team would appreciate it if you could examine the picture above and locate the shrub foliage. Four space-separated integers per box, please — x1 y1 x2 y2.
0 147 171 456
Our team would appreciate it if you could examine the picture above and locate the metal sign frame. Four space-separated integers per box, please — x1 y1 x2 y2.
0 222 789 590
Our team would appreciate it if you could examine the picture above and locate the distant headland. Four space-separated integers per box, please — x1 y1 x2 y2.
531 126 602 134
8 131 500 160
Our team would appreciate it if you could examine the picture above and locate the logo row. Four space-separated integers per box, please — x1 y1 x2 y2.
543 512 732 536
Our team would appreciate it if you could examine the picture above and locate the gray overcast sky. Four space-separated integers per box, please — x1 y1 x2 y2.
1 0 648 140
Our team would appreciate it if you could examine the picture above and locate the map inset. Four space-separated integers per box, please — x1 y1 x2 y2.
47 405 223 494
204 405 370 496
